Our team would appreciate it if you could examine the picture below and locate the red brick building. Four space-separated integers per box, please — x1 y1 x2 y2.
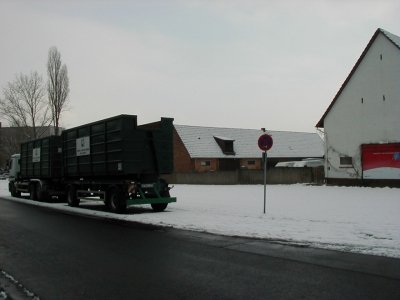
173 125 324 173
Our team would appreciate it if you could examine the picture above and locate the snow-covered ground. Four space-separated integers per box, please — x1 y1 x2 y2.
1 180 399 258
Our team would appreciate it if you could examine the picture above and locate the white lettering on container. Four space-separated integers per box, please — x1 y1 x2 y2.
76 137 90 156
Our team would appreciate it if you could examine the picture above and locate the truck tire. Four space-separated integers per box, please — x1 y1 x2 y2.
29 184 37 201
36 184 50 202
151 203 168 212
109 187 127 214
58 193 67 203
104 195 111 210
67 185 79 207
151 189 170 212
10 182 21 198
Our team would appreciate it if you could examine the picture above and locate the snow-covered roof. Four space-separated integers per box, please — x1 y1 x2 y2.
213 135 235 141
381 28 400 49
316 28 400 128
175 125 324 159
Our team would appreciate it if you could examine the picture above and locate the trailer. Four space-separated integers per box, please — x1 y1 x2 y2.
8 115 176 213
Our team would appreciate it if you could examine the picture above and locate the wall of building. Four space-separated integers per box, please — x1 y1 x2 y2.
194 158 264 172
163 167 324 185
240 158 262 170
324 33 400 179
194 158 218 172
173 128 194 172
173 128 266 173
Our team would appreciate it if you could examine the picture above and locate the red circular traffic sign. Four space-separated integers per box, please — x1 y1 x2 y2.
258 134 273 151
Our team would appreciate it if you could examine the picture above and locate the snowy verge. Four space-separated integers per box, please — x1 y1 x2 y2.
1 181 399 258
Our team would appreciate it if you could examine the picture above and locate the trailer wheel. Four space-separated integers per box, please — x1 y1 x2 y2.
67 185 79 207
29 184 37 201
151 203 168 212
109 187 127 214
151 189 170 212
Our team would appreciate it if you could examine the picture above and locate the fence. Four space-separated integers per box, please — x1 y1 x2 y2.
163 167 325 185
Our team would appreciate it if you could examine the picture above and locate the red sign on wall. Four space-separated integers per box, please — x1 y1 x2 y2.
362 143 400 179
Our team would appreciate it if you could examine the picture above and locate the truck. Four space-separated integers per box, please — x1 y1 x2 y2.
8 114 176 213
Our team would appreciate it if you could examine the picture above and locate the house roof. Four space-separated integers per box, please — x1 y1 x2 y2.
175 124 324 159
316 28 400 128
213 135 235 141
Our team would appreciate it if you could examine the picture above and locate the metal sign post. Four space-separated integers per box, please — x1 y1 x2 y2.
258 132 273 214
263 151 267 214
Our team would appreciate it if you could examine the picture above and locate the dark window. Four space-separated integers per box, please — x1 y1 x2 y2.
213 136 235 155
200 161 211 167
224 141 234 154
247 160 256 165
340 156 352 166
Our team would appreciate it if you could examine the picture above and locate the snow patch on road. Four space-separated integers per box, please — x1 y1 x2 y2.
0 270 40 300
0 290 8 300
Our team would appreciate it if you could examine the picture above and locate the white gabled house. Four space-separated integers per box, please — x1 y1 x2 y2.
316 28 400 184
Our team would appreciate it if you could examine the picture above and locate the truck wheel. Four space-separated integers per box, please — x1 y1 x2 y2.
58 193 67 202
151 203 168 212
36 184 49 202
109 188 126 214
67 185 79 207
29 184 37 201
151 189 170 212
10 183 21 198
104 195 111 210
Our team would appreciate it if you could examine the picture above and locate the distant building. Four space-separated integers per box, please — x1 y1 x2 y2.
316 28 400 185
174 124 324 173
0 122 57 168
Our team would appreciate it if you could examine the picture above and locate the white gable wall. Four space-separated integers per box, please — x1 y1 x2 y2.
324 33 400 179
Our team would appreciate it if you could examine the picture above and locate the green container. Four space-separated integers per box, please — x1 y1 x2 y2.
61 115 174 178
20 136 62 179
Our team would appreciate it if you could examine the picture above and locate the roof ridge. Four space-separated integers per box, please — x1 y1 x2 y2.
175 124 260 131
379 28 400 49
174 124 317 134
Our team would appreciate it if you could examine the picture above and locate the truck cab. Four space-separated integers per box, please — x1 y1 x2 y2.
8 154 20 179
8 154 21 197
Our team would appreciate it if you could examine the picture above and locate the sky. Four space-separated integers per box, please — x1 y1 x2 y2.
0 0 399 133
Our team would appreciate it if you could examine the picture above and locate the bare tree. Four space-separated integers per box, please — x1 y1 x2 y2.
0 72 50 139
47 46 69 136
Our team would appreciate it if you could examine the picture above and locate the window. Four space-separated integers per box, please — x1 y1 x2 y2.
247 160 256 165
340 156 352 166
213 136 235 155
200 161 211 167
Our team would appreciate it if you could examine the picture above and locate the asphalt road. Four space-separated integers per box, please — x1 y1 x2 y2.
1 197 400 300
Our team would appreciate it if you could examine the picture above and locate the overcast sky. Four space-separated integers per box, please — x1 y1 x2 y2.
0 0 399 132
